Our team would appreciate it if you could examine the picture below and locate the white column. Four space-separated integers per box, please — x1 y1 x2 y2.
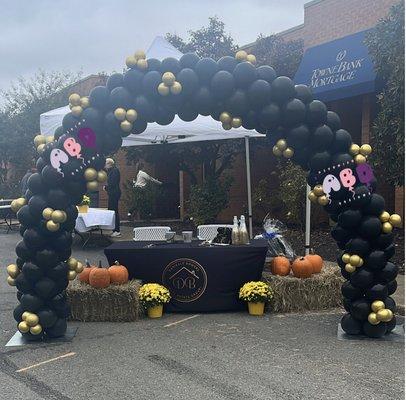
305 184 311 255
245 136 253 239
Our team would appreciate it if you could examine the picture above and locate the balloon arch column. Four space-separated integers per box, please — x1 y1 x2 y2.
8 49 401 339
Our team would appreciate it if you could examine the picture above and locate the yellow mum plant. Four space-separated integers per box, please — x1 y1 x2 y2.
80 195 91 206
239 281 273 303
139 283 171 308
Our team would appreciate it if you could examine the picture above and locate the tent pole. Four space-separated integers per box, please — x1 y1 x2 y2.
305 184 311 255
245 136 253 239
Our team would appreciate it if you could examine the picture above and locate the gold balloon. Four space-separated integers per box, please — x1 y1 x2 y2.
341 253 351 263
34 134 46 147
276 139 287 151
371 300 385 312
158 82 170 96
68 270 77 280
51 210 66 223
42 207 54 220
120 120 133 133
272 146 282 157
170 82 182 95
69 93 81 106
283 148 294 159
37 143 46 154
25 314 39 327
360 144 372 156
308 191 318 203
382 222 393 233
313 185 324 197
46 220 60 232
45 135 54 144
114 108 127 121
379 211 390 223
125 55 137 68
137 59 148 70
7 264 19 279
7 276 16 286
219 112 232 124
345 263 356 273
76 262 84 274
376 309 392 322
354 154 366 164
246 54 256 64
67 257 78 270
134 50 146 59
70 106 83 117
97 170 107 183
162 72 176 86
349 143 360 155
235 50 248 61
80 96 90 108
87 180 99 192
368 312 380 325
349 254 361 267
317 195 329 206
389 214 402 228
222 122 232 131
126 109 138 122
30 324 43 335
231 117 242 128
357 258 363 267
18 321 30 333
11 198 26 213
22 312 31 320
84 168 98 181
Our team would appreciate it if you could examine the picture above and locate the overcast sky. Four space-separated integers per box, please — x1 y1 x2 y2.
0 0 307 95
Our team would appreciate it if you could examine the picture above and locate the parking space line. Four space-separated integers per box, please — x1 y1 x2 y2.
164 314 200 328
16 352 76 373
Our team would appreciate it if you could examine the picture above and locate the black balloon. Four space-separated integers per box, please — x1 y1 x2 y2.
259 103 280 129
350 269 374 289
211 71 235 100
326 111 341 131
337 209 362 229
177 68 199 96
180 53 200 69
282 98 306 127
362 321 387 338
225 89 248 117
233 62 257 88
294 84 313 104
109 86 133 109
350 299 370 321
311 125 334 151
358 216 382 239
147 58 162 72
123 68 144 93
309 151 332 172
365 250 387 271
306 100 327 126
194 58 218 83
257 65 277 84
365 284 388 301
89 86 110 111
341 281 362 300
332 129 351 153
106 73 124 91
160 57 181 74
142 71 162 98
217 56 238 73
341 314 362 335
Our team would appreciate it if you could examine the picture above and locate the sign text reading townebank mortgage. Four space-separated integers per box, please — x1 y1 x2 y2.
311 50 364 89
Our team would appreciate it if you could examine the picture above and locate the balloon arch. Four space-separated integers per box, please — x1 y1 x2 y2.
8 50 401 339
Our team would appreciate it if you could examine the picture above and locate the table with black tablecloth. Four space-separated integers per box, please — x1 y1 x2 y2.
104 240 267 312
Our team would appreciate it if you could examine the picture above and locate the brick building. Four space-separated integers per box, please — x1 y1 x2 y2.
65 0 403 224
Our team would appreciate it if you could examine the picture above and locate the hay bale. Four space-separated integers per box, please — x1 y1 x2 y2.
263 262 344 313
66 280 143 322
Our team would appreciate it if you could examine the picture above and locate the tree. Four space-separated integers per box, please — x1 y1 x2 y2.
365 2 404 186
0 70 82 195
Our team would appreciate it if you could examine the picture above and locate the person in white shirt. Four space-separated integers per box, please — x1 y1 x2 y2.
133 162 162 188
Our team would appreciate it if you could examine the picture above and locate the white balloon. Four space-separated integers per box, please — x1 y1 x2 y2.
50 149 69 175
322 174 341 194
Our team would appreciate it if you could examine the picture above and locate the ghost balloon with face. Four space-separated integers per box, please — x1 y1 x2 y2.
322 174 341 203
63 137 82 159
339 168 357 196
356 163 375 189
50 149 69 175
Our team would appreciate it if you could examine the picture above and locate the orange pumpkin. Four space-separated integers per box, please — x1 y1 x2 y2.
271 256 291 276
78 261 96 283
108 261 129 284
305 253 323 273
89 261 110 288
291 257 313 279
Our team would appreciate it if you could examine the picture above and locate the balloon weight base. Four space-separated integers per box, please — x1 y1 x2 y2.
5 326 78 347
337 323 404 343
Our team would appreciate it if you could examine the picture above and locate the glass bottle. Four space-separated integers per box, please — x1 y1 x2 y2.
239 215 249 245
232 216 240 245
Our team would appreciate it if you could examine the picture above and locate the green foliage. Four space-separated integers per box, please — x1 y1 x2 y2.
0 70 82 192
123 180 162 220
253 35 304 78
252 176 283 222
166 16 238 60
187 177 233 226
365 2 404 186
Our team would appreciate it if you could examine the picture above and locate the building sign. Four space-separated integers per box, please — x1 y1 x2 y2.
162 258 207 303
294 30 376 102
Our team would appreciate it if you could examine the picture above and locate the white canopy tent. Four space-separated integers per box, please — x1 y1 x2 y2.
39 36 312 247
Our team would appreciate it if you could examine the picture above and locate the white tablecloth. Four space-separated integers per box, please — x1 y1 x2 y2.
75 208 115 233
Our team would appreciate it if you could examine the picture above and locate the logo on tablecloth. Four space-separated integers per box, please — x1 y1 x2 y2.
162 258 207 303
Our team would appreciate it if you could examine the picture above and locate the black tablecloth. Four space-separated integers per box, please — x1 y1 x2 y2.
104 240 267 312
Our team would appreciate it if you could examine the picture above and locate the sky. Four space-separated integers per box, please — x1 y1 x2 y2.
0 0 308 95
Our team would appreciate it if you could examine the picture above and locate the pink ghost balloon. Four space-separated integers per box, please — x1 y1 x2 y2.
63 137 82 158
356 163 375 188
50 149 69 175
78 127 96 148
339 168 356 195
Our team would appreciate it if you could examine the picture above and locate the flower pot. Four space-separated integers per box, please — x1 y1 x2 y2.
248 302 265 316
77 205 89 213
147 304 163 318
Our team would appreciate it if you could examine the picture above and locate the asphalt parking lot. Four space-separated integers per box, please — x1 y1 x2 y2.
0 229 404 400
